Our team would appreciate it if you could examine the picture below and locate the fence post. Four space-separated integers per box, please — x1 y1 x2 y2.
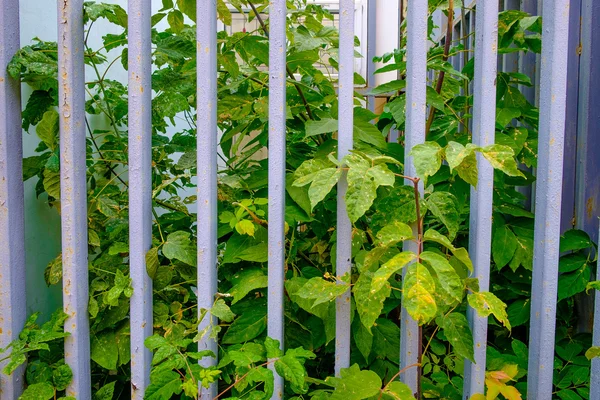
463 1 499 398
400 0 427 393
57 0 92 397
526 1 571 398
197 0 219 398
128 0 153 397
268 0 287 397
0 0 26 397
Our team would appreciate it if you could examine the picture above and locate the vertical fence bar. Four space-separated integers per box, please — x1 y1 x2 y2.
197 0 218 398
400 0 426 393
526 1 570 398
462 2 499 398
335 0 354 376
268 0 286 397
0 0 26 397
366 0 376 112
58 0 91 397
128 0 153 397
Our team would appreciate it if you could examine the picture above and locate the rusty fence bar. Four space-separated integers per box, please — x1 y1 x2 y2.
128 0 153 397
268 0 287 397
463 2 499 398
0 0 26 398
399 0 427 393
334 0 354 376
57 0 92 397
197 0 219 399
526 0 571 399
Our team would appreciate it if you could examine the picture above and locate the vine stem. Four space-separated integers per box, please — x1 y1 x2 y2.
378 362 421 400
212 360 274 400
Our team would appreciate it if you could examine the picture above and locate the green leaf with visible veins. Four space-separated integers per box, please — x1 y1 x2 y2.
375 221 414 246
445 141 479 186
409 142 443 180
423 229 473 271
222 307 267 344
481 144 525 177
371 252 416 293
296 277 349 307
382 381 416 400
354 271 390 332
145 370 183 400
420 251 463 303
468 291 511 330
19 382 55 400
229 268 268 304
492 225 517 268
308 168 341 209
425 192 460 240
439 312 475 363
305 118 338 137
36 110 59 151
402 263 437 325
162 231 196 266
211 299 235 322
330 364 382 400
275 354 307 394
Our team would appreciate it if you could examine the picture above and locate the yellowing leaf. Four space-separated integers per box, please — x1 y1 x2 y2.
402 263 437 325
468 291 511 331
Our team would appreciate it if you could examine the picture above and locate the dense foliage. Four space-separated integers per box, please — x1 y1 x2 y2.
2 0 599 399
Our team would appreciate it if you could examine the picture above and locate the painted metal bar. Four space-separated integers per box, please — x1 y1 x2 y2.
58 0 91 397
526 0 571 398
0 0 26 397
400 0 427 393
128 0 153 397
197 0 219 399
335 0 354 377
268 0 286 397
366 0 376 112
503 0 520 73
462 2 499 398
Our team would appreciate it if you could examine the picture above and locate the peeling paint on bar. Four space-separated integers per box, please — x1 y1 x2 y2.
335 0 354 377
197 0 219 399
400 0 427 393
0 0 26 397
463 2 499 398
268 0 287 398
526 1 571 399
58 0 91 397
128 0 153 397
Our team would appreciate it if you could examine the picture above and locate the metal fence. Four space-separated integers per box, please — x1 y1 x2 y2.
0 0 595 399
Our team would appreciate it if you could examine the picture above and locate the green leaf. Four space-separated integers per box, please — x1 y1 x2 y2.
296 277 349 307
492 225 518 268
560 229 593 253
425 192 460 240
167 10 184 33
371 252 416 293
216 0 232 24
402 263 437 325
146 370 183 400
19 382 55 400
370 80 406 95
426 85 445 110
468 291 511 330
52 364 73 391
353 322 373 361
162 231 195 266
176 0 196 22
507 298 530 327
229 268 268 304
409 142 443 181
354 108 387 149
235 219 255 236
353 271 390 331
346 167 377 222
146 247 160 279
43 169 61 199
423 229 473 271
44 253 62 286
36 110 59 151
94 381 116 400
420 251 463 303
211 299 235 322
237 242 268 263
308 168 341 209
375 221 414 246
330 364 382 400
439 312 475 363
265 337 284 359
91 331 118 370
275 354 307 394
382 381 415 400
558 263 590 302
222 307 267 344
585 346 600 360
481 144 525 177
386 95 406 126
445 142 479 186
305 118 338 137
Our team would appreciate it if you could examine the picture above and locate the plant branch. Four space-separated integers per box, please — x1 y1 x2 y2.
213 360 274 400
85 117 128 187
426 0 454 137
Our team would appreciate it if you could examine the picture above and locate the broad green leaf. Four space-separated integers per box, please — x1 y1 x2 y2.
402 263 437 325
353 321 373 361
353 271 390 331
354 108 387 149
372 185 418 226
308 168 341 209
265 337 284 359
560 253 588 273
216 0 232 25
345 163 377 222
492 225 518 268
558 264 590 302
222 307 267 344
167 10 184 33
507 298 530 327
375 221 414 246
229 268 268 304
425 192 460 240
560 229 593 253
587 281 600 292
91 331 118 370
468 292 511 330
386 95 406 125
145 370 183 400
235 219 255 236
585 346 600 360
372 252 416 293
237 242 268 262
296 277 349 307
176 0 196 22
162 231 195 266
445 142 479 186
211 299 235 322
305 118 338 137
293 158 334 187
367 164 395 186
421 251 463 303
146 247 160 279
275 354 307 394
481 144 525 177
19 382 55 400
382 381 416 400
426 85 445 110
330 365 382 400
52 364 73 391
43 169 61 199
423 229 473 271
409 142 443 180
439 312 475 363
36 110 59 151
370 79 406 95
94 381 116 400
